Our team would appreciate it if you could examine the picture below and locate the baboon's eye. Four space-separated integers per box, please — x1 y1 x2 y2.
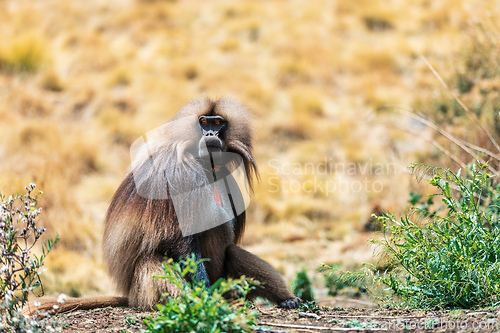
214 119 220 125
200 117 208 126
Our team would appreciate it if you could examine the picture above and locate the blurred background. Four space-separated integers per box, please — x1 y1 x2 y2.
0 0 498 303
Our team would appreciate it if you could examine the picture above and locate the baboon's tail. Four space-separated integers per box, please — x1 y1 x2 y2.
22 296 128 317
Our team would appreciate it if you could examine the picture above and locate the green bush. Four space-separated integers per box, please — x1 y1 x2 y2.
298 300 321 313
374 162 500 308
0 184 59 332
291 269 315 302
143 254 258 333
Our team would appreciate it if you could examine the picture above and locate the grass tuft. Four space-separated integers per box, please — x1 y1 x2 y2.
0 35 48 73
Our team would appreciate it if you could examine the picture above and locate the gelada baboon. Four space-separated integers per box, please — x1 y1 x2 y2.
26 98 299 315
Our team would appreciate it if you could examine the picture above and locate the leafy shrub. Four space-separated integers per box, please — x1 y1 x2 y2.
0 184 59 332
298 300 321 313
143 254 258 333
291 269 315 302
374 163 500 308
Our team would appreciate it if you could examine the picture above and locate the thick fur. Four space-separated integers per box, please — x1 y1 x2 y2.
25 98 299 316
103 97 299 310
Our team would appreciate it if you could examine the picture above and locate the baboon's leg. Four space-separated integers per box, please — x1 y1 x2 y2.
128 254 180 310
224 244 300 309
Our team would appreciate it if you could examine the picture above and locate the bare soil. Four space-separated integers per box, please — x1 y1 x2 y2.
50 303 500 332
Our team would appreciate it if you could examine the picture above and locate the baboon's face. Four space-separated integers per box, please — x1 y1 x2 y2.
197 115 228 157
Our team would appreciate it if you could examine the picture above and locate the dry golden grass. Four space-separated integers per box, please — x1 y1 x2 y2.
0 0 497 299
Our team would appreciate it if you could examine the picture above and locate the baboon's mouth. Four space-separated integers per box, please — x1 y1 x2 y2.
206 146 222 153
199 136 223 156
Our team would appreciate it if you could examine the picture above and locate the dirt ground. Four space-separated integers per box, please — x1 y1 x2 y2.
49 302 500 333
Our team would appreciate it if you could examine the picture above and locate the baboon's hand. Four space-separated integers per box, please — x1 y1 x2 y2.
278 297 301 309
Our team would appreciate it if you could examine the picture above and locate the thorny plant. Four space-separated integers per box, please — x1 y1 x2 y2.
0 184 59 332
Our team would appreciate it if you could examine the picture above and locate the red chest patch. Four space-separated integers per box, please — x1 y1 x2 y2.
213 186 222 206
